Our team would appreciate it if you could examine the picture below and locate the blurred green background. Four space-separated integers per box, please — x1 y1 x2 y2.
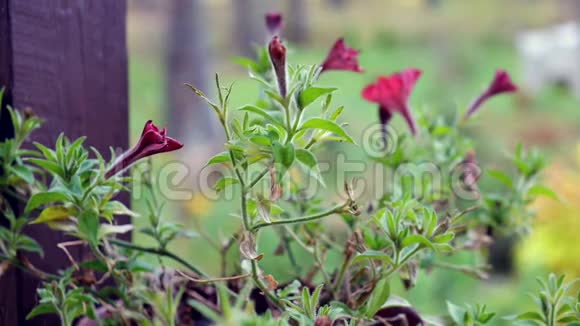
127 0 580 324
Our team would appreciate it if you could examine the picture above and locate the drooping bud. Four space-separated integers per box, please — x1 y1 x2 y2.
464 69 518 120
268 36 287 98
105 120 183 179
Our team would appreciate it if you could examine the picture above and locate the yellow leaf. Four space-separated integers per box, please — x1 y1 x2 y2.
31 206 77 224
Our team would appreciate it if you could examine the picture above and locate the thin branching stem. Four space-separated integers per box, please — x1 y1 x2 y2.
108 238 206 277
245 167 270 191
250 203 347 233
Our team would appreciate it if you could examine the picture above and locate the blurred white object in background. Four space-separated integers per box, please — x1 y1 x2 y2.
516 21 580 98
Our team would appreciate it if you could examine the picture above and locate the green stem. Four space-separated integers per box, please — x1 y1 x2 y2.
240 191 250 230
283 226 312 253
313 242 331 285
213 97 279 305
245 167 269 191
250 260 281 307
290 107 304 141
283 101 292 143
60 310 70 326
108 239 206 277
232 153 279 306
281 231 300 274
250 203 346 233
381 246 422 280
305 137 317 150
332 254 352 296
229 151 246 188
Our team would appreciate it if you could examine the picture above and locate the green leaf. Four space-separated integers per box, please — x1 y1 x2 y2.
205 151 231 166
264 89 286 107
16 235 44 257
239 105 285 128
78 209 100 247
31 206 77 224
216 283 232 319
66 136 86 162
329 106 344 121
486 169 513 189
188 300 221 321
80 259 108 273
385 210 398 238
214 177 239 193
25 191 71 213
310 284 324 313
27 158 64 178
185 83 221 115
302 287 313 318
295 149 317 168
249 135 272 146
513 311 545 322
352 250 394 265
26 303 57 320
102 201 139 219
432 233 454 244
557 315 579 323
232 56 259 72
33 142 57 162
365 278 390 317
447 301 467 324
10 165 35 184
295 148 325 186
527 184 558 201
272 141 295 169
299 87 336 109
300 118 354 144
401 234 434 250
99 224 133 237
423 207 437 237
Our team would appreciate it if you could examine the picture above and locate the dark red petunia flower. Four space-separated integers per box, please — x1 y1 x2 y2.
268 36 287 98
464 69 518 119
265 11 283 35
105 120 183 179
320 38 364 73
362 68 422 136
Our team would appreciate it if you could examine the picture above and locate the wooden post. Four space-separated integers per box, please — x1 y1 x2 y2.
0 1 128 324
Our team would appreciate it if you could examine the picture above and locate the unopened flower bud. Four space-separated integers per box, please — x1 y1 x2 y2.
268 36 287 98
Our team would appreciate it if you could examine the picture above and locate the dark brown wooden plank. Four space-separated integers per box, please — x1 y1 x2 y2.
0 0 128 324
0 1 20 324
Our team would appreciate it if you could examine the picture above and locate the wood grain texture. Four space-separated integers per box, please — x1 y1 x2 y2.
0 1 128 324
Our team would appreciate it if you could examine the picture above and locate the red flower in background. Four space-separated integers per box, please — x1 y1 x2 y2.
268 36 287 98
362 68 422 135
320 38 363 73
105 120 183 179
265 11 283 35
464 69 518 119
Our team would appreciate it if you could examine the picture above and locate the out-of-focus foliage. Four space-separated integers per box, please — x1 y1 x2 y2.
518 146 580 277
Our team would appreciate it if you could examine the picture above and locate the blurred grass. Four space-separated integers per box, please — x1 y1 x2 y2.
127 2 580 323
